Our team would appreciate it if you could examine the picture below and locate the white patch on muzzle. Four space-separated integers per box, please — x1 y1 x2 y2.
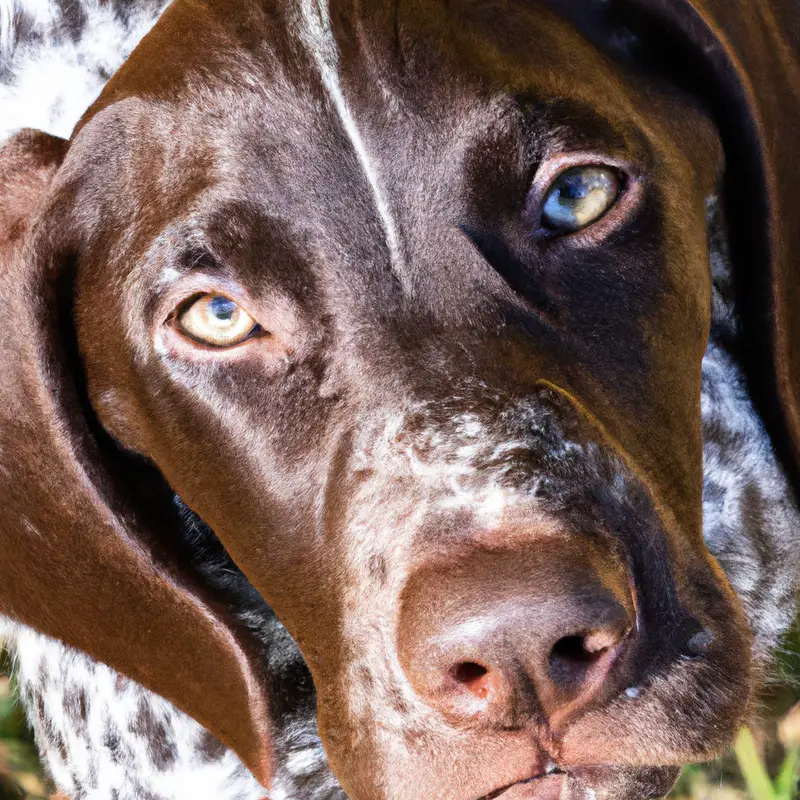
357 409 534 525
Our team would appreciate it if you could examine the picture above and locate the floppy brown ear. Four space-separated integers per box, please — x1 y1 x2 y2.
621 0 800 485
0 130 273 787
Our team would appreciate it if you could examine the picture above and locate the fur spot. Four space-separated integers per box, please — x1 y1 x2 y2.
367 552 388 585
64 685 88 733
130 699 177 771
197 730 227 763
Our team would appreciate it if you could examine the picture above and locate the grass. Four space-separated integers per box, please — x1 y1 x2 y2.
0 652 49 800
734 728 798 800
669 725 800 800
0 644 797 799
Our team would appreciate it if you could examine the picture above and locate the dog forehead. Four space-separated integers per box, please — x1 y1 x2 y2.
75 0 640 171
67 0 655 285
93 0 616 94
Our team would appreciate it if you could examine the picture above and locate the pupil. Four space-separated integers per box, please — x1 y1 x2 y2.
209 296 236 322
560 175 591 200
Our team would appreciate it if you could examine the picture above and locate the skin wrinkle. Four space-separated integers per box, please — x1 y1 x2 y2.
1 2 800 800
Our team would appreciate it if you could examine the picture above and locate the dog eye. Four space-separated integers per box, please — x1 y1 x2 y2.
541 166 622 233
176 294 259 347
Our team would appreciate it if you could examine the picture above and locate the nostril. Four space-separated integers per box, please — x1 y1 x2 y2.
450 662 491 699
549 631 620 690
550 634 613 666
551 634 602 665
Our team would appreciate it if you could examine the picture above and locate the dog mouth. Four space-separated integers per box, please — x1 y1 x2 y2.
479 768 568 800
479 764 685 800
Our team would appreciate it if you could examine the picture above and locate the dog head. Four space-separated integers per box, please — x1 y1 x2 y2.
1 1 799 798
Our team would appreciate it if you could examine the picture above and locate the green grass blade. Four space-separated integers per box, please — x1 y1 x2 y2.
734 727 777 800
774 748 799 800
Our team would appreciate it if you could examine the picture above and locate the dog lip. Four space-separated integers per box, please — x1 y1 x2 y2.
477 769 567 800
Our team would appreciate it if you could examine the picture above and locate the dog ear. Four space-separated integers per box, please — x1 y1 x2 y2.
0 130 274 787
623 0 800 484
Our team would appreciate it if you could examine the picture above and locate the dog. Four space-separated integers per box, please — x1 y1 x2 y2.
2 1 800 798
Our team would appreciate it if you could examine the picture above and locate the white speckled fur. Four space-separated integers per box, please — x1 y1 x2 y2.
0 614 338 798
354 408 535 523
0 0 169 139
699 198 800 658
1 620 266 800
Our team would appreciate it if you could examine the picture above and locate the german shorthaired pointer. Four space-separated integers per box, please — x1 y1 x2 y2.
2 1 800 799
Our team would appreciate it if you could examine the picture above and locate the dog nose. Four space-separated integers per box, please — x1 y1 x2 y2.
398 538 635 728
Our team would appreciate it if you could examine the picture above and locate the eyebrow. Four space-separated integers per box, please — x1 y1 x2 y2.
512 95 632 153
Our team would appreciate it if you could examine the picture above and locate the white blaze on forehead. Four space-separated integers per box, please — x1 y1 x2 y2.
297 0 403 268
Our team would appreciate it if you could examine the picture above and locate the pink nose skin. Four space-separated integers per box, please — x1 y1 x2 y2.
398 537 636 732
